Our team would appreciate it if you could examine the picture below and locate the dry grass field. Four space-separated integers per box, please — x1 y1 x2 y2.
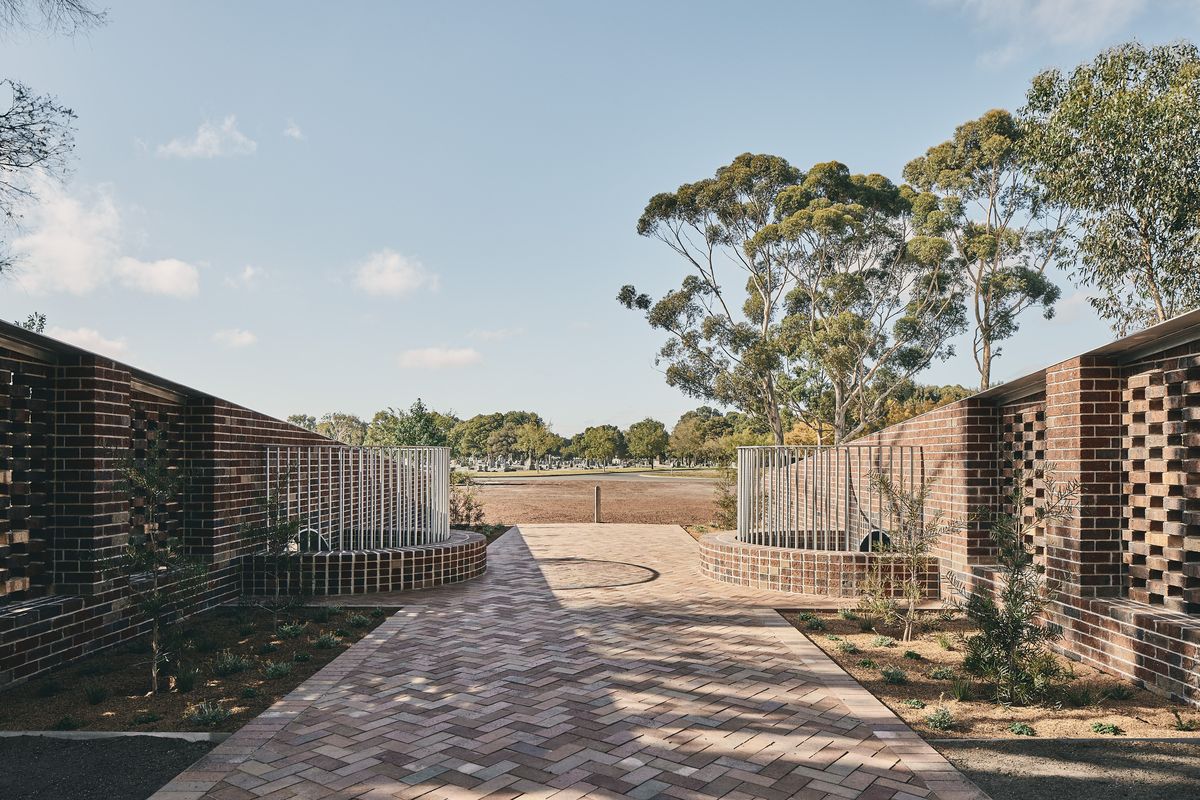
473 473 719 525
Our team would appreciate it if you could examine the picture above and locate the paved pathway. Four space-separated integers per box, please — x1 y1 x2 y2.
153 525 987 800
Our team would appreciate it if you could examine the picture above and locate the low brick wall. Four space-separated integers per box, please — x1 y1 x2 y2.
699 531 939 598
243 531 487 596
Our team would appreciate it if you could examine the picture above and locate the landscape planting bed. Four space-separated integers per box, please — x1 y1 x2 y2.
784 610 1200 740
0 604 396 734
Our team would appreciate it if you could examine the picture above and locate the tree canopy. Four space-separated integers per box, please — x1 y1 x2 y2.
1023 41 1200 334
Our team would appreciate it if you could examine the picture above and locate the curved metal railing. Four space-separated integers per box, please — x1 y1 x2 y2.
265 445 451 550
736 444 922 550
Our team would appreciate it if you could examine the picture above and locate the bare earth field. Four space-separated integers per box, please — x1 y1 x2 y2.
473 474 719 525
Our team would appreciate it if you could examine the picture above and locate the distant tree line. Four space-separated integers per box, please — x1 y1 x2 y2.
289 381 968 465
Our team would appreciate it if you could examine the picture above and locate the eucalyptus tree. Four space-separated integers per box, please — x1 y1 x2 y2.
1023 41 1200 335
620 153 803 444
624 418 669 462
514 420 560 468
905 110 1070 389
770 162 965 443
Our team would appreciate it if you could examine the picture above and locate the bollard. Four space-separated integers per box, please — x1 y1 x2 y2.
594 485 601 523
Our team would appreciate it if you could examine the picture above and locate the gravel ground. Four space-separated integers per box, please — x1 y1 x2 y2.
937 739 1200 800
0 735 215 800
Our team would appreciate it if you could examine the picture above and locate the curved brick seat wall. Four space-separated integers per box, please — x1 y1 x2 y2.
699 531 939 598
243 530 486 596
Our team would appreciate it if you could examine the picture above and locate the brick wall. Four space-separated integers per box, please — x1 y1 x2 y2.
0 329 335 687
843 347 1200 705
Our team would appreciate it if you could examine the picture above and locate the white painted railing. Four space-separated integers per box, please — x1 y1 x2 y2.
265 446 451 550
736 445 922 551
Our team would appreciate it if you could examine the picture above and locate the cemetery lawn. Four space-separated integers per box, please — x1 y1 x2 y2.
0 604 397 733
786 610 1200 740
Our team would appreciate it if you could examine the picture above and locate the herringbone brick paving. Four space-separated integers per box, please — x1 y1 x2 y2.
152 524 987 800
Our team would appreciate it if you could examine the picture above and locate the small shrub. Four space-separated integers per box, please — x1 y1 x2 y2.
857 658 878 669
333 627 350 638
84 684 109 705
838 609 858 620
347 613 371 629
950 677 974 702
240 686 261 699
805 618 826 632
293 651 312 663
903 650 922 660
935 633 955 651
35 680 64 698
1104 684 1134 701
937 608 956 623
174 666 201 693
212 650 252 677
903 698 927 709
132 712 162 725
1172 710 1200 731
257 642 279 655
795 611 815 622
261 660 292 679
825 634 842 641
928 666 957 681
277 623 306 640
880 666 908 685
836 640 860 655
1008 722 1036 736
370 607 386 618
925 706 955 731
871 635 896 648
52 715 83 731
185 700 230 727
858 617 876 633
1090 722 1124 736
1062 685 1098 708
237 624 255 636
313 633 340 649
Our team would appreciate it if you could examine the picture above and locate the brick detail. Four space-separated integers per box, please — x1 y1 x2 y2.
242 531 487 595
1001 399 1047 562
699 532 939 598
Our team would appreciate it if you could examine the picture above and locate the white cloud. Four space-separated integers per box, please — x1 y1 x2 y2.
938 0 1147 64
352 249 439 297
10 179 202 298
114 257 199 297
469 326 523 341
45 326 129 359
157 115 257 159
397 347 481 369
224 264 263 289
11 181 121 294
213 328 257 348
283 120 304 140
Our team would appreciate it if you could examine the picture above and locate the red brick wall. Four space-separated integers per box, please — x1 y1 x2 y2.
0 336 334 687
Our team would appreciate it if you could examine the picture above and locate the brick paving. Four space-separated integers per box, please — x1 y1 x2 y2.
152 524 987 800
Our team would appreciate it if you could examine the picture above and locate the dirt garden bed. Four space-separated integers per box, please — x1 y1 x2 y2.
0 603 396 734
784 609 1200 740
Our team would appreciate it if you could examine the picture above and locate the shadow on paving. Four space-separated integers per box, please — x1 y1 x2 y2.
155 526 955 799
937 739 1200 800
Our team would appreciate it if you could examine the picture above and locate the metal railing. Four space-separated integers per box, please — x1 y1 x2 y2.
736 445 922 550
265 445 451 551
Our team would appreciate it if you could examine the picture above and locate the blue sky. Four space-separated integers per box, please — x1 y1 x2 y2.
1 1 1196 434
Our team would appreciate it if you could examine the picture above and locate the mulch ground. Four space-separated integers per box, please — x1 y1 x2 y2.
786 609 1200 739
938 739 1200 800
0 735 215 800
0 603 395 733
474 477 718 525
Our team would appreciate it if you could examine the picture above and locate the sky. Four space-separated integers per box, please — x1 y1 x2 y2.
0 0 1197 435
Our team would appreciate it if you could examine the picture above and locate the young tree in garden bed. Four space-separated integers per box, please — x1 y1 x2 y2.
114 437 209 695
955 464 1080 705
241 467 301 629
858 474 959 642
